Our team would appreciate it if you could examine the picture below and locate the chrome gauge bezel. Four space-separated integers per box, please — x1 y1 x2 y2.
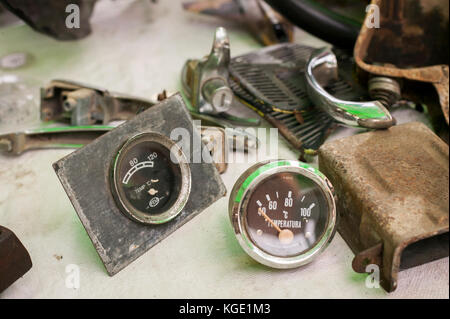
229 160 337 269
111 132 191 225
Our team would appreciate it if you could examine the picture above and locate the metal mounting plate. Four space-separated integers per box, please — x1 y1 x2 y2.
53 94 226 276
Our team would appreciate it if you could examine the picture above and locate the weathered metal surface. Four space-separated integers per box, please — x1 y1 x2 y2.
0 0 96 40
53 94 226 276
41 80 154 126
367 77 401 107
318 122 449 292
0 225 32 293
183 0 293 46
354 0 449 124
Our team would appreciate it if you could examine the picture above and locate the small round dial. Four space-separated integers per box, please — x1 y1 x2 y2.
111 132 191 224
229 160 336 268
246 172 329 258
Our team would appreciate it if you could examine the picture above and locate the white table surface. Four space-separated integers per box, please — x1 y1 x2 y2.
0 0 448 299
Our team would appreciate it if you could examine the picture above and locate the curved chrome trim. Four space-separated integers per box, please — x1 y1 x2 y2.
305 47 396 129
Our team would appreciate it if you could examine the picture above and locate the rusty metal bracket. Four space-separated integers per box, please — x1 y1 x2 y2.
40 80 154 126
354 0 449 124
318 122 449 292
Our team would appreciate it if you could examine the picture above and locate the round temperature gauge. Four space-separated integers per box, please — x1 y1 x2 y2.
229 160 336 268
111 132 191 224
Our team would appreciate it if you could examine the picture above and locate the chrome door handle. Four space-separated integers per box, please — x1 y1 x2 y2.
305 47 395 129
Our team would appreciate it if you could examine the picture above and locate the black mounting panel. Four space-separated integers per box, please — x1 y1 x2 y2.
53 93 226 276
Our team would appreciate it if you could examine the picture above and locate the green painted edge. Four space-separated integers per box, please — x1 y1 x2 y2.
48 143 85 148
337 102 386 119
30 125 113 133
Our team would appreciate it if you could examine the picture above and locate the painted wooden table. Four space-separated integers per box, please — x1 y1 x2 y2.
0 0 448 298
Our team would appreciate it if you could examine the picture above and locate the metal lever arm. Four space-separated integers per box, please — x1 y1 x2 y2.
305 48 395 129
0 126 112 155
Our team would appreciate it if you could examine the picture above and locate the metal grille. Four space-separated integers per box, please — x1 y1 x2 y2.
229 44 367 154
230 76 335 153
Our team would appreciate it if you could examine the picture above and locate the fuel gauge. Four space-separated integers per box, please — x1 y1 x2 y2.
229 160 337 268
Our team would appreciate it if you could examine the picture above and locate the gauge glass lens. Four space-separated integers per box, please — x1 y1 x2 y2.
115 140 182 215
245 172 329 258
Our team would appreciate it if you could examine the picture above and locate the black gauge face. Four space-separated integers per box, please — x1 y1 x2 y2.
113 139 182 217
245 172 329 258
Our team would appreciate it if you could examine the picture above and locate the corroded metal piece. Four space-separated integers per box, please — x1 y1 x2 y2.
318 122 449 292
354 0 449 124
53 94 226 276
0 226 32 293
41 80 154 126
0 126 111 155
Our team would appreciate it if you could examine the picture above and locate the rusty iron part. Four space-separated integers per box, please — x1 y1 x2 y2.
318 122 449 292
0 0 96 40
183 0 293 46
0 225 32 293
41 80 155 126
53 94 226 275
0 125 111 155
367 76 401 107
354 0 449 124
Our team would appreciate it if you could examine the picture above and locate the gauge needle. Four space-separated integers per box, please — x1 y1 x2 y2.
258 207 293 244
